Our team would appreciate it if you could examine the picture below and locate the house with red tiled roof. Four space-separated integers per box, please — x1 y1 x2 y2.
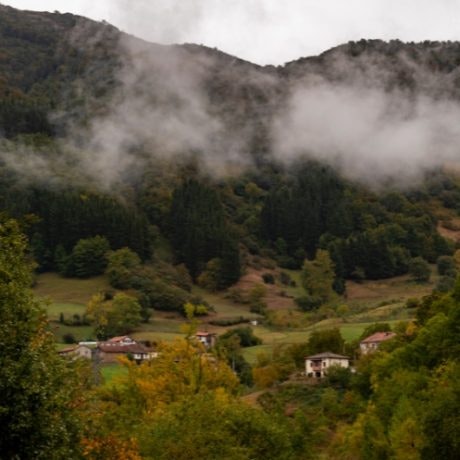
195 331 217 348
107 336 136 345
305 352 350 378
360 331 396 355
96 336 155 364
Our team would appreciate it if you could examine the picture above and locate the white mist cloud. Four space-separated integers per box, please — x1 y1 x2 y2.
72 34 255 186
273 83 460 185
2 1 460 189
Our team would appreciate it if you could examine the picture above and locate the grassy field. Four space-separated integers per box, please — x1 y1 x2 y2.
100 363 128 386
34 273 111 304
242 319 405 364
36 271 424 356
46 302 86 322
193 286 260 319
49 323 94 342
131 331 185 343
34 273 111 343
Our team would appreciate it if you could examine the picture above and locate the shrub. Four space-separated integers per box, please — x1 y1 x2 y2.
62 333 76 344
220 327 262 347
225 287 247 304
436 275 456 293
295 295 322 311
106 247 141 289
209 316 250 327
262 273 275 284
250 301 267 315
279 271 292 286
436 256 456 276
405 298 420 309
71 236 110 278
408 257 431 283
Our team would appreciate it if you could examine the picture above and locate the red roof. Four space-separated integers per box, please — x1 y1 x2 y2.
58 346 77 354
361 332 396 344
108 335 133 343
58 344 91 354
196 331 215 337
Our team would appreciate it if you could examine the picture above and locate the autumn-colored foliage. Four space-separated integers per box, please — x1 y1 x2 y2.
82 436 141 460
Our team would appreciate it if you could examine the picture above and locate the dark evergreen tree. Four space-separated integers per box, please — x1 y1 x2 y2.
169 179 241 285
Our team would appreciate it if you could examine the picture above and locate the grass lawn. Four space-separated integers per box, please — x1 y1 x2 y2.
242 319 406 364
35 271 420 356
101 363 128 386
193 287 260 319
49 322 95 342
131 331 185 343
34 272 111 304
338 320 402 341
283 269 304 298
136 318 183 333
46 302 86 322
242 344 273 364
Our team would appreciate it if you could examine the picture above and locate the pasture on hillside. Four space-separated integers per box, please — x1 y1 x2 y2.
34 269 428 354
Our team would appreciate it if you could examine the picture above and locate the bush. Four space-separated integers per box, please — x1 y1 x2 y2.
225 287 247 304
137 278 190 313
408 257 431 283
71 236 110 278
405 298 420 309
436 275 456 293
276 255 299 270
62 333 76 344
209 316 250 327
220 327 262 347
437 256 456 276
262 273 275 284
106 247 141 289
279 271 292 286
325 366 353 389
250 301 267 315
295 295 322 312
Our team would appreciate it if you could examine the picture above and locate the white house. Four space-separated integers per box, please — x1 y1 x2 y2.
305 352 350 378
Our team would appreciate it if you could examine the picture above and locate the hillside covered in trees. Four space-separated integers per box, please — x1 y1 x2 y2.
1 4 460 458
1 4 459 294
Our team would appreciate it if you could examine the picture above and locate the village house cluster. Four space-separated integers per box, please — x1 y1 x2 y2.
60 327 397 380
59 330 218 363
304 330 397 378
58 335 156 364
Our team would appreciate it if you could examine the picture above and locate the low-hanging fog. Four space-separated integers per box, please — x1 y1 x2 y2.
2 12 460 190
272 82 460 186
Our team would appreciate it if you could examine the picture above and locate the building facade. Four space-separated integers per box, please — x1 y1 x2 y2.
305 352 350 378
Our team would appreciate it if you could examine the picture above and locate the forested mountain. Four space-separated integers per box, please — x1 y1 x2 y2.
2 5 460 460
1 3 460 293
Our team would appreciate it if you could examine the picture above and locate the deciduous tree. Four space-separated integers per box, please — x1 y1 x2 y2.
0 217 86 459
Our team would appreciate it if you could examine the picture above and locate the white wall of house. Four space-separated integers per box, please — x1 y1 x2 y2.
360 342 379 354
75 345 92 359
305 357 349 377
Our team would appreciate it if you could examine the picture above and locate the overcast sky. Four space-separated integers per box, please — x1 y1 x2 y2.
2 0 460 64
